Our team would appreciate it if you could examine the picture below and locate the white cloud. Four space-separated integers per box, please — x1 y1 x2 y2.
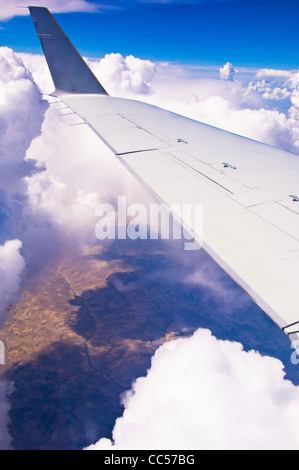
247 80 291 101
25 100 150 238
195 97 294 150
18 51 157 98
256 69 294 80
291 93 299 108
88 53 156 96
142 63 299 153
149 91 297 152
0 47 47 200
183 260 250 308
0 0 101 21
0 47 48 283
0 240 25 318
288 105 299 150
263 87 291 100
287 72 299 110
87 329 299 450
0 47 49 295
18 53 54 95
219 62 237 81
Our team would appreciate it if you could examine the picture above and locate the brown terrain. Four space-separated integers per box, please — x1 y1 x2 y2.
0 238 201 450
0 236 293 450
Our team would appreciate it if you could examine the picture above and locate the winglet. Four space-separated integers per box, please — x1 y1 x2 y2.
28 6 108 96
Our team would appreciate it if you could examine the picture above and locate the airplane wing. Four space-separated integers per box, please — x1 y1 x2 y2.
28 6 299 352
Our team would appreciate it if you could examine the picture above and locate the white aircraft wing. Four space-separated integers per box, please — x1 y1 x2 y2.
29 7 299 351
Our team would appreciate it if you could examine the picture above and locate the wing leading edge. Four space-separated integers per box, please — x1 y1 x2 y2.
29 6 299 353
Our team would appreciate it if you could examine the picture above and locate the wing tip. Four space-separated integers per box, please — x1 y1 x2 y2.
29 6 108 96
28 6 50 13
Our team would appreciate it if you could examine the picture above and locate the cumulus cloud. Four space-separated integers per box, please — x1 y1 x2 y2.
219 62 237 81
18 53 54 95
87 329 299 450
0 50 45 170
246 79 291 101
0 47 45 451
88 53 156 96
0 47 54 288
196 96 295 150
0 47 47 238
0 47 51 299
16 51 157 241
18 51 157 98
25 96 149 239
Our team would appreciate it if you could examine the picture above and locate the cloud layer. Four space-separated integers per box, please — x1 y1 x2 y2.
146 61 299 153
87 329 299 450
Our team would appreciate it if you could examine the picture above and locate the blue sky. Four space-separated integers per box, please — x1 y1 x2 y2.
1 0 299 68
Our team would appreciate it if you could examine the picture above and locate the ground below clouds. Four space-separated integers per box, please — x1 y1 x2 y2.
0 238 297 450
